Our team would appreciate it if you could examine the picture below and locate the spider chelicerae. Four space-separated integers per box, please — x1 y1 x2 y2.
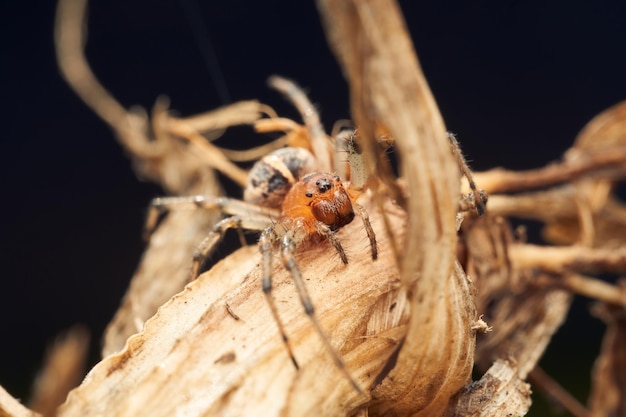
144 76 378 393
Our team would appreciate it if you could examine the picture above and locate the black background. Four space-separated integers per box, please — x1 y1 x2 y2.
2 0 625 413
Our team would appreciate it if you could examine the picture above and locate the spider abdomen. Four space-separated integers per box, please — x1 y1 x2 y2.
244 147 317 209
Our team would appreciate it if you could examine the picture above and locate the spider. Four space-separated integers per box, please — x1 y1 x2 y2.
144 76 486 395
144 76 378 394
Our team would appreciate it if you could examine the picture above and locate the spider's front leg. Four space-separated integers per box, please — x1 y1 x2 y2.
276 232 364 395
144 195 279 241
352 202 378 260
259 228 300 370
144 195 280 280
190 215 273 280
312 221 349 264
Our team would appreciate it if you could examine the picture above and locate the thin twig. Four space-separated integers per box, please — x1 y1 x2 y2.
536 273 626 307
510 244 626 273
55 0 125 127
528 367 591 417
54 0 157 158
218 137 289 162
167 118 249 186
474 145 626 194
173 101 271 133
29 326 90 417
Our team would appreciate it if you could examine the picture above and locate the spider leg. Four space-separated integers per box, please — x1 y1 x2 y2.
144 195 279 240
278 234 363 395
191 215 271 280
259 228 300 370
447 132 486 217
267 75 332 172
313 222 348 264
352 201 378 260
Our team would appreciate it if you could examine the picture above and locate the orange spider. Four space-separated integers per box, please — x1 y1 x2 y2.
145 78 378 393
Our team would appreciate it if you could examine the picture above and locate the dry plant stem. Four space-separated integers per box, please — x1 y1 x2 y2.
473 144 626 195
474 281 572 380
166 117 249 186
485 189 579 222
0 386 40 417
317 0 459 289
528 367 591 417
318 0 474 415
537 273 626 307
173 101 275 132
448 359 532 417
56 0 265 169
510 244 626 274
219 136 289 162
588 303 626 417
28 326 89 417
55 0 129 137
55 0 267 355
570 99 626 154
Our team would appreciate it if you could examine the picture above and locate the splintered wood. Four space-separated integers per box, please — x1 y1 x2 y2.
2 0 624 416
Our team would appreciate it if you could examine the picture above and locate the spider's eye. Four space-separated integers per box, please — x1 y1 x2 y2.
305 192 313 198
316 178 332 193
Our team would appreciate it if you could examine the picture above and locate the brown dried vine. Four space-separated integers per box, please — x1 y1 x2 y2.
1 0 625 416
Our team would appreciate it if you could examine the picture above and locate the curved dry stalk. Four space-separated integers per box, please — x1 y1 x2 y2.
173 102 276 132
0 386 39 417
28 326 89 417
318 1 475 416
166 115 249 187
219 136 289 162
528 367 591 417
473 144 626 195
54 0 272 356
536 273 626 307
54 0 130 136
588 302 626 417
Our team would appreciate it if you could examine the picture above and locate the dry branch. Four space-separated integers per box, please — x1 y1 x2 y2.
588 302 626 417
54 0 270 356
28 326 89 417
0 386 40 417
448 359 532 417
317 1 476 415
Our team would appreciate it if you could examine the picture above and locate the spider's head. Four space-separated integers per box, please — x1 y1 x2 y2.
284 172 355 231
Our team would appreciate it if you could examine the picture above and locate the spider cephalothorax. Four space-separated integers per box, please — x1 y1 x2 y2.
281 173 355 234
